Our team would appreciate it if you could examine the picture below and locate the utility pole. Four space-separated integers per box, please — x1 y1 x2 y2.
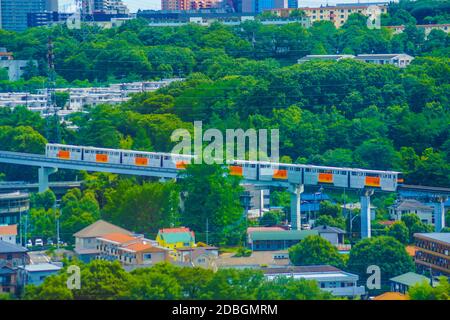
46 37 60 143
206 218 209 245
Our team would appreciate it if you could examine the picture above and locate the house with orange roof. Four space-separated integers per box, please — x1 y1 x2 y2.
97 233 169 266
156 227 195 250
73 220 133 262
373 292 409 300
0 224 17 245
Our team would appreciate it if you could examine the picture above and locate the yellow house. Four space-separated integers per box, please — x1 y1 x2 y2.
156 227 195 251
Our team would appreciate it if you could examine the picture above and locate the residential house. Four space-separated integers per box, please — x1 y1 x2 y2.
389 272 431 294
156 227 195 250
268 3 388 28
96 233 169 266
0 240 29 268
312 225 346 246
297 53 414 68
0 224 17 244
0 48 37 81
175 245 219 267
0 191 30 226
298 54 355 64
217 250 291 269
372 292 409 300
414 233 450 277
341 202 377 220
263 265 366 298
17 263 62 287
0 266 17 295
354 53 414 68
386 24 450 39
73 219 133 262
0 240 29 295
389 199 434 224
247 229 318 251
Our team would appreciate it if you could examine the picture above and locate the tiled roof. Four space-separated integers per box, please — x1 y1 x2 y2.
373 292 408 300
249 230 318 241
21 263 62 272
98 233 136 244
390 272 430 287
0 240 27 253
159 227 192 234
355 53 412 60
313 225 346 234
247 227 285 233
158 227 195 244
74 220 133 238
123 242 166 253
378 220 396 226
405 246 416 257
262 265 342 275
0 224 17 236
390 199 433 212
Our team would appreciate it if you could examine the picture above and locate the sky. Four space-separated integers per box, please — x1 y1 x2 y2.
59 0 391 13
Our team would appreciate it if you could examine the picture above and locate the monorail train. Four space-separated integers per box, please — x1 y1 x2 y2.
46 144 193 170
46 143 403 191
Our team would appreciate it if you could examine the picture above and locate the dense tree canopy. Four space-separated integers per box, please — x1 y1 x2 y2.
23 261 334 300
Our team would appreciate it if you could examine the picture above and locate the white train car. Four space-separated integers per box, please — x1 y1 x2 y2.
83 146 121 164
122 150 161 167
287 164 302 184
162 153 194 169
46 144 83 161
228 160 258 180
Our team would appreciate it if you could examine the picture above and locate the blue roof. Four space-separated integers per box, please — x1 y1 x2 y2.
301 193 330 201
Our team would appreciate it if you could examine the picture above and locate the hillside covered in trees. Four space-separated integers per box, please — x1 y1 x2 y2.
0 5 448 186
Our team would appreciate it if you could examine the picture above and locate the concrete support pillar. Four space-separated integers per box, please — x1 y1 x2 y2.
289 184 304 230
38 167 58 193
434 196 447 232
360 189 374 239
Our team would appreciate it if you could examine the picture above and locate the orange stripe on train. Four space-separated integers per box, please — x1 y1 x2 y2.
273 169 287 179
318 173 333 183
365 176 380 187
229 165 243 176
96 154 108 163
176 161 188 169
135 157 148 166
57 150 70 159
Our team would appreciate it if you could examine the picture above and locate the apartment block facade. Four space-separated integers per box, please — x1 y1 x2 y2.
268 4 387 28
414 233 450 277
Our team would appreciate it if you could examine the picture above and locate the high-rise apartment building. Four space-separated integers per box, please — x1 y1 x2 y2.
0 0 57 31
161 0 223 11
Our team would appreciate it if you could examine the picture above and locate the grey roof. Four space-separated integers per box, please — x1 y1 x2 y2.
0 240 27 253
390 272 430 287
19 263 62 272
414 233 450 244
250 230 318 241
355 53 413 60
313 225 346 234
73 220 133 238
262 265 342 275
390 199 433 212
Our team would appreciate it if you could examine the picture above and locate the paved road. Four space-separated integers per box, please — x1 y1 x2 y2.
28 251 51 264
